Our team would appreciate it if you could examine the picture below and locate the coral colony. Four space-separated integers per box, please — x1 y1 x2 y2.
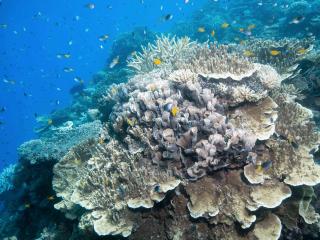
1 35 320 239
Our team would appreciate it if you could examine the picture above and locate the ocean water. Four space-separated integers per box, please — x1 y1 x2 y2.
0 0 319 239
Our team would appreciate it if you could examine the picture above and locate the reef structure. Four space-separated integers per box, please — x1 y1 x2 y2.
50 36 320 239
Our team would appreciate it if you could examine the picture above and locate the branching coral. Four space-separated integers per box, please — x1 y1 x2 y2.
240 37 315 74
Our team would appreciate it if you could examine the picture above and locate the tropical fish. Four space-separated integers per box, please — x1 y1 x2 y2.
210 30 215 37
98 34 109 41
162 14 173 21
47 119 53 125
256 160 272 172
0 23 7 29
270 50 281 56
296 48 307 55
198 27 206 33
171 106 179 117
243 50 255 57
63 67 74 72
153 58 161 65
56 53 71 59
247 24 256 30
47 195 55 201
74 77 84 84
239 28 244 32
290 16 305 24
3 78 16 84
221 22 230 29
109 56 120 68
126 117 137 127
85 3 95 9
164 102 173 112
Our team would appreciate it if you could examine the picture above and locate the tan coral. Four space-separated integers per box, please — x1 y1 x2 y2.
251 213 282 240
230 97 278 140
244 140 320 186
186 171 290 229
275 97 320 150
53 139 179 237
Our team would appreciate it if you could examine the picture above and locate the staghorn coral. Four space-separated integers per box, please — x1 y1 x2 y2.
127 35 197 73
240 37 315 74
52 36 320 239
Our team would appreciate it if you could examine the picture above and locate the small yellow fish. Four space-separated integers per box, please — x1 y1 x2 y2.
270 50 281 56
25 203 31 208
297 48 307 55
210 30 215 37
47 195 55 201
109 56 120 68
171 106 179 117
198 27 206 33
98 137 104 144
110 86 117 95
243 50 255 57
153 58 162 65
239 28 244 32
221 22 230 29
247 24 256 30
126 117 137 127
99 34 109 41
47 119 53 125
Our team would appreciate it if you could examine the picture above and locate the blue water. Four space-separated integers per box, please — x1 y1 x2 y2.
0 0 207 170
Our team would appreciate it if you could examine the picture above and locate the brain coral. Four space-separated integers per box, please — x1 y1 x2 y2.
53 36 320 239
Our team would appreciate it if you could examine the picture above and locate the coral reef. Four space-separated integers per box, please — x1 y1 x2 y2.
2 32 320 240
51 36 320 239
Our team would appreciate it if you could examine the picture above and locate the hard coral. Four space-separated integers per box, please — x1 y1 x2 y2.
52 36 320 239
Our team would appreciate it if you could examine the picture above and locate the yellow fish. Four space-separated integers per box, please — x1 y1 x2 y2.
126 118 137 127
243 50 255 57
153 58 162 65
25 203 31 208
239 28 244 32
198 27 206 33
47 119 53 125
98 137 104 144
270 50 281 56
210 30 215 37
221 22 229 29
171 106 179 117
247 24 256 30
297 48 307 55
47 195 55 201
